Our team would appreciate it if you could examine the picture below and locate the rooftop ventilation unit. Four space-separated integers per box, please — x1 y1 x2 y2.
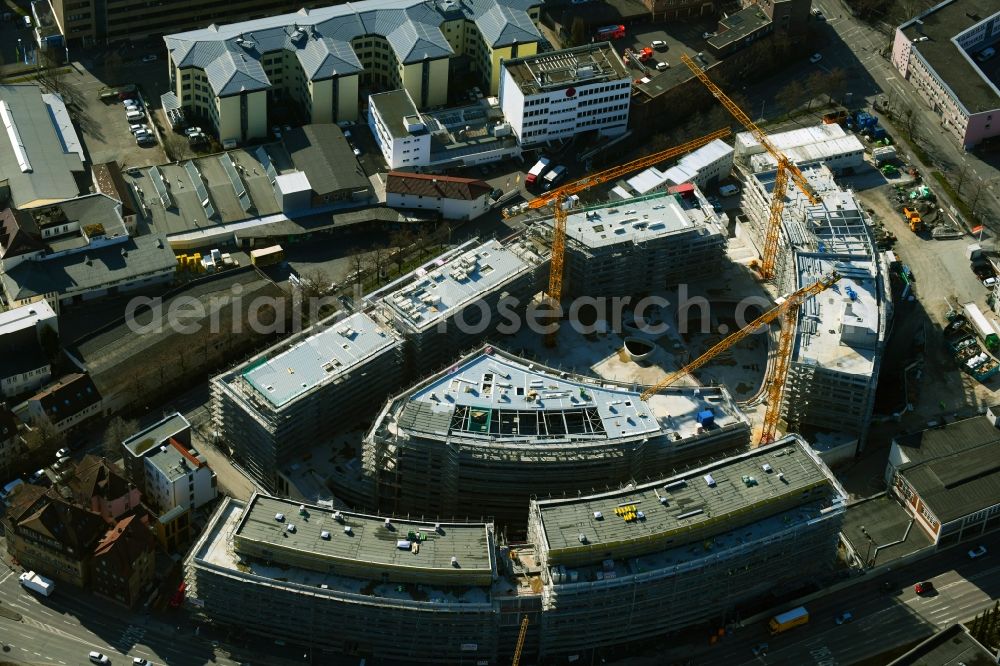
344 525 352 535
704 474 716 487
578 533 588 544
384 518 392 529
286 523 296 533
320 530 330 540
434 523 442 533
275 512 285 522
451 556 459 567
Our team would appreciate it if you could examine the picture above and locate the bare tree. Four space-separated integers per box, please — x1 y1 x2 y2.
24 420 66 459
389 229 416 275
774 82 801 119
824 68 848 105
804 72 827 111
900 108 919 141
103 416 138 460
955 162 974 195
348 249 369 286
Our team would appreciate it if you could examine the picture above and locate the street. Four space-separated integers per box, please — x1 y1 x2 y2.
641 533 1000 665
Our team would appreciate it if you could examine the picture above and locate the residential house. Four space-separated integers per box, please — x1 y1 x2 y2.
66 455 141 524
25 374 102 434
385 172 493 221
91 514 156 608
0 300 58 398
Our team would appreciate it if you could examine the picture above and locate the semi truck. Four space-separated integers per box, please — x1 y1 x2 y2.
19 571 55 597
963 302 999 351
768 606 809 634
525 157 551 187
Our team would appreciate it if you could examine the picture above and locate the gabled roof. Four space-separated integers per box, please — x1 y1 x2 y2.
93 514 155 576
0 326 47 380
68 455 132 506
386 171 492 201
16 492 106 554
29 373 101 424
0 208 44 259
164 0 540 96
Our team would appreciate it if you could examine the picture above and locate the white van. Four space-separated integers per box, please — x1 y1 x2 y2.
125 110 144 121
719 184 740 197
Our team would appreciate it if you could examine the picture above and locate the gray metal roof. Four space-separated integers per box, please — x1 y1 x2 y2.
0 85 85 209
895 416 1000 524
282 125 370 196
1 234 176 301
164 0 541 96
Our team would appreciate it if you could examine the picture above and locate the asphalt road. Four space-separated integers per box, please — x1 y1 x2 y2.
646 532 1000 665
0 563 240 665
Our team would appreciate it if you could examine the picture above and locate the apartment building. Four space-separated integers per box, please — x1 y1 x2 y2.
369 89 433 169
188 436 845 662
143 439 217 514
25 373 103 434
500 43 631 147
121 412 192 495
742 165 889 459
0 300 57 398
890 0 1000 149
364 345 751 527
211 311 405 495
550 189 727 298
163 0 543 144
91 514 156 608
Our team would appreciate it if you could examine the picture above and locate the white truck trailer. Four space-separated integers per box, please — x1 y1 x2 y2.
19 571 55 597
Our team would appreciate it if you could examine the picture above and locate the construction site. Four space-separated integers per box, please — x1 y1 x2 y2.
200 51 897 664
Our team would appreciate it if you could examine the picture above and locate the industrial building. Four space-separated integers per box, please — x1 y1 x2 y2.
163 0 543 143
211 311 405 495
551 189 728 298
613 138 734 199
741 160 888 458
187 435 845 662
363 345 750 527
185 493 502 665
367 237 545 374
385 171 493 221
890 0 1000 149
886 415 1000 549
499 43 631 147
0 85 85 210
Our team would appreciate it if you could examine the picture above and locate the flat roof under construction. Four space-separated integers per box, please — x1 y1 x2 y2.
373 238 541 333
533 436 841 559
559 191 725 249
393 346 745 443
241 312 400 407
235 494 495 577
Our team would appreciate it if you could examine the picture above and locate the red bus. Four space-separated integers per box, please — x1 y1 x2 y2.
595 24 625 40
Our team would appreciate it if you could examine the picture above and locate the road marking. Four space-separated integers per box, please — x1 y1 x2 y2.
0 570 12 585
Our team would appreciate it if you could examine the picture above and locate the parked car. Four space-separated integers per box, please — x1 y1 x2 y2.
130 124 149 135
812 8 826 19
141 54 157 62
55 447 70 459
968 545 988 559
834 611 853 625
184 126 203 137
914 581 934 595
132 659 150 666
353 147 361 156
89 652 111 665
751 643 769 657
810 53 823 63
651 40 667 50
656 61 669 71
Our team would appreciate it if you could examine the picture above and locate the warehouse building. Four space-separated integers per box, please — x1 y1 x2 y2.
527 434 847 657
185 493 502 665
367 236 545 375
188 435 844 662
613 138 734 199
890 0 1000 149
211 311 405 495
163 0 543 144
550 189 728 298
886 415 1000 548
499 43 631 147
734 123 866 176
741 164 888 458
364 345 751 527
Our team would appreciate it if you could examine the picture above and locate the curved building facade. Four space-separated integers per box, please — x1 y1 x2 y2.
362 345 752 527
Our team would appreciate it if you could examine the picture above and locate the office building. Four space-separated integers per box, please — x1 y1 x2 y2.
0 85 85 210
211 311 405 494
188 436 845 662
527 435 846 656
550 189 727 298
163 0 543 144
890 0 1000 149
368 236 545 373
886 415 1000 548
364 345 751 527
500 43 631 147
186 493 501 664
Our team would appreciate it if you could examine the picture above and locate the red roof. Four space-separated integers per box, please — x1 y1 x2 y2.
385 172 492 202
667 183 696 195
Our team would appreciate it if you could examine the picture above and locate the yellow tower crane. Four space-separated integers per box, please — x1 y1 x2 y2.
506 128 733 346
512 615 529 666
680 53 819 281
639 271 841 445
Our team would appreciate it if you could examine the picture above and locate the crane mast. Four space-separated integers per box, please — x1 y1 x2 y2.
679 53 818 280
